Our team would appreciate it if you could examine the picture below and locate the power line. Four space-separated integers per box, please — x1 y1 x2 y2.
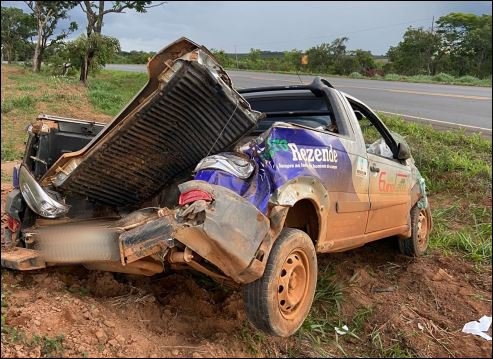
223 16 431 52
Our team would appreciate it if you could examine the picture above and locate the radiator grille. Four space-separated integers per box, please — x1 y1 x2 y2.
59 61 260 207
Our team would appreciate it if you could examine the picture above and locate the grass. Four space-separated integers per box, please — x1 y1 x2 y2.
373 114 492 263
295 265 351 356
87 70 147 116
225 67 492 87
370 330 415 358
0 65 97 161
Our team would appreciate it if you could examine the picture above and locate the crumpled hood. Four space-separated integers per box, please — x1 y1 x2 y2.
40 37 263 207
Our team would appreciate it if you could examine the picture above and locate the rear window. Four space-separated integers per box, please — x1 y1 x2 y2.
244 91 333 133
248 96 328 113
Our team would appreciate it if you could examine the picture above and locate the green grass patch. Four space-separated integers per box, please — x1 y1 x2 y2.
429 205 492 263
225 67 492 86
1 96 35 114
296 265 352 356
31 334 65 357
349 72 364 79
88 70 147 116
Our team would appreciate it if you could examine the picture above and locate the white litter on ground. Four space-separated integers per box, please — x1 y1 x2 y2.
462 316 492 341
334 325 349 335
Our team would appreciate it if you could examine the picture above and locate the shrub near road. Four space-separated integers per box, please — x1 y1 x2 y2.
1 65 491 358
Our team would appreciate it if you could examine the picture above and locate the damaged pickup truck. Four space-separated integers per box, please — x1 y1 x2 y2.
2 37 432 337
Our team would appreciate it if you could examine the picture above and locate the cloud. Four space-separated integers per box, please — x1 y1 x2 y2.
2 1 491 55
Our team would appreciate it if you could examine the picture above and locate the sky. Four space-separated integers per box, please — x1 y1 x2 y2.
3 1 492 55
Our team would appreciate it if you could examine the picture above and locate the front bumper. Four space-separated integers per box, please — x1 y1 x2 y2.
1 182 271 283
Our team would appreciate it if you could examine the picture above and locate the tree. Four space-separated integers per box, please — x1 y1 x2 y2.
78 1 165 84
1 6 36 63
305 43 333 73
305 37 350 74
436 13 492 78
48 34 120 75
352 49 376 73
387 27 441 75
210 48 232 67
25 1 78 72
283 49 303 72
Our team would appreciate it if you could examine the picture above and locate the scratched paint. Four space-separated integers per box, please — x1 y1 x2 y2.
195 124 352 214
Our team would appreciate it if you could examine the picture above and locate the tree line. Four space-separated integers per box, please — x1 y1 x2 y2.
1 4 491 82
1 1 164 84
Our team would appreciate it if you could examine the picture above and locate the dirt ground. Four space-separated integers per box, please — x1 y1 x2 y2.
1 178 492 358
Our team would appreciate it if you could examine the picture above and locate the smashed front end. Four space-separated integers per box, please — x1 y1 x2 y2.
2 37 269 282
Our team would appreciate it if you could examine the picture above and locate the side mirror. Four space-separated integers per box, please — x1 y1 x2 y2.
397 142 411 160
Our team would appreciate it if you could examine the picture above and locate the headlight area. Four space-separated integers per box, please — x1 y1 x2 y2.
194 152 254 179
18 164 69 218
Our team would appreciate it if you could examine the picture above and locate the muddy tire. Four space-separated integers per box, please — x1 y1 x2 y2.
399 204 431 257
243 228 317 337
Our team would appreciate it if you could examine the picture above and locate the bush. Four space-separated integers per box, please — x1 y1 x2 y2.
457 75 479 83
349 72 363 79
409 75 433 82
384 73 401 81
432 73 455 82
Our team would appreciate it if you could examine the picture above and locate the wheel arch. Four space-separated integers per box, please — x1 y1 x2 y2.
269 176 329 247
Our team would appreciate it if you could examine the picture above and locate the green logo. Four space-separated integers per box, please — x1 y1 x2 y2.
263 137 289 160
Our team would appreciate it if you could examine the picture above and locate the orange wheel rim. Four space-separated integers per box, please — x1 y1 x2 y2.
417 209 429 252
277 248 311 320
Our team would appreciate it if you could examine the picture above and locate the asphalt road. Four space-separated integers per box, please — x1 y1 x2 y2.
106 64 492 135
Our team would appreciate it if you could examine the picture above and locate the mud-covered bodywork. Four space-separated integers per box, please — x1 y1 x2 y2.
2 38 431 289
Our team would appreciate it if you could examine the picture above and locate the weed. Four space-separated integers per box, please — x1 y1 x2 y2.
370 330 415 358
351 306 373 334
9 95 35 112
314 264 344 315
31 334 65 357
236 322 267 355
2 325 26 343
1 100 14 114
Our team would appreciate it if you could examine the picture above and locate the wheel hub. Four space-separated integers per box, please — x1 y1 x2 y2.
417 210 429 251
277 250 310 319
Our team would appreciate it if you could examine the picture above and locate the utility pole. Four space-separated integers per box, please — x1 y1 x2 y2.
235 45 239 69
431 16 434 33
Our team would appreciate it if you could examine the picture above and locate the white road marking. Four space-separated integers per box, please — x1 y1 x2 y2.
378 111 492 132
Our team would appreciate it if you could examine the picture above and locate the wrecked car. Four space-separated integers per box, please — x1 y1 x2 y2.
2 37 432 337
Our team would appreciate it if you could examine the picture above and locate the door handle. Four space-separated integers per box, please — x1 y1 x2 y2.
370 165 380 173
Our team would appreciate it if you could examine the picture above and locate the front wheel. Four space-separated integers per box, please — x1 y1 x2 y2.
399 204 431 256
243 228 317 337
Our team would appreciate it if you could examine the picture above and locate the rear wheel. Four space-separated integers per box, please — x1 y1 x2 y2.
399 204 430 256
243 228 317 337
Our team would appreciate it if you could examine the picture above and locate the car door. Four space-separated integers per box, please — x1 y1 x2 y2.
348 100 412 234
366 152 411 233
